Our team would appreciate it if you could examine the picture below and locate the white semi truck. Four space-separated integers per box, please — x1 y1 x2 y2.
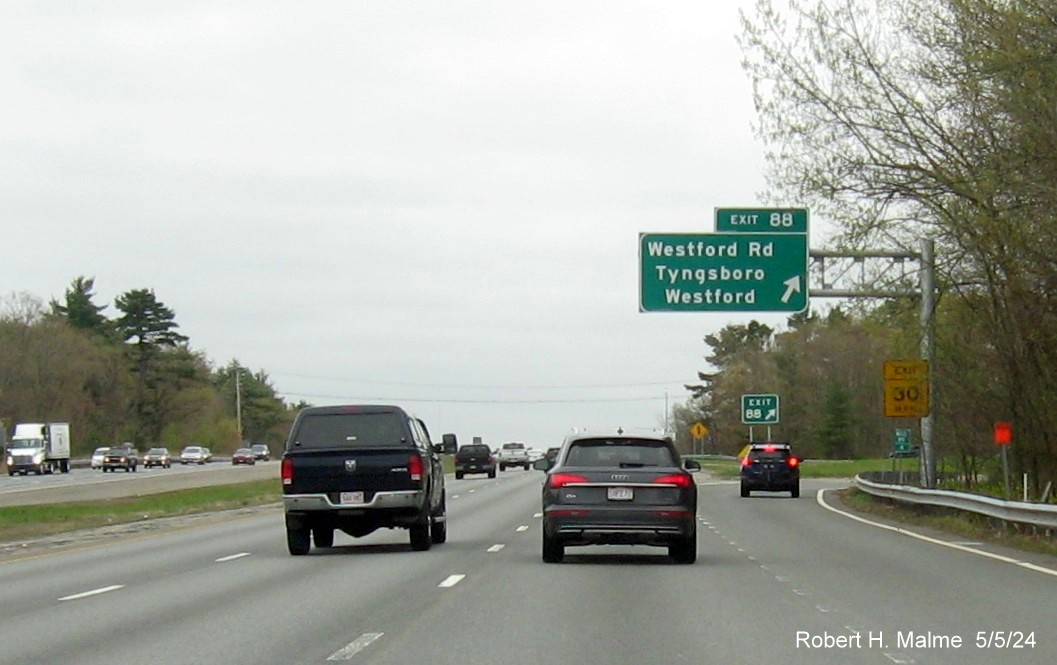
6 422 71 475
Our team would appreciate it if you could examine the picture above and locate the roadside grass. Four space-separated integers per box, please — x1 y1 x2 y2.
840 487 1057 558
0 479 281 542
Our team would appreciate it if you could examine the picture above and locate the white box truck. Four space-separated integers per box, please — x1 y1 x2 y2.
6 422 71 475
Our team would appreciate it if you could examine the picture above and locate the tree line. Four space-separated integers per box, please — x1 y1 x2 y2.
668 0 1056 494
0 277 295 455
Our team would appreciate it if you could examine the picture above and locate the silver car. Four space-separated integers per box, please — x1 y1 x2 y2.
91 447 109 470
180 445 207 465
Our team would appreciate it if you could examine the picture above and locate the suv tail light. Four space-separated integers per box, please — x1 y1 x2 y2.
741 456 752 467
548 473 588 489
408 454 424 482
652 473 693 489
788 457 799 468
281 458 293 485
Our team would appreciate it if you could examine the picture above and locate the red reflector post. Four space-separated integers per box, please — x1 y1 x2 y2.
994 422 1013 446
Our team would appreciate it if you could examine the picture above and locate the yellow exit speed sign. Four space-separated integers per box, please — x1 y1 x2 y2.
884 359 929 417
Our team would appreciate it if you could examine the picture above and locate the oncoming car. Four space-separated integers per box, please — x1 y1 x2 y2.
231 448 256 465
180 446 208 465
91 447 109 470
143 447 172 468
740 442 801 498
535 431 700 564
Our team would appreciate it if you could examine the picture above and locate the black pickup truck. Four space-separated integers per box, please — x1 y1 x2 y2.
102 444 138 472
281 404 457 555
454 443 496 479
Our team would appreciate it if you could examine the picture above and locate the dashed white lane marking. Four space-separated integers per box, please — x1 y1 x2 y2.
59 584 124 601
438 574 466 588
215 552 250 562
487 544 505 553
327 632 384 661
883 653 915 664
516 525 529 532
533 512 543 518
816 489 1057 578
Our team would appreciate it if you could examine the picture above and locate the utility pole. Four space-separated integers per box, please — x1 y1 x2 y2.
235 369 243 443
919 238 937 488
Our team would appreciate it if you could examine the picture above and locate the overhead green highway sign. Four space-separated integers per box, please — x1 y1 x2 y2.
638 233 809 312
715 208 809 234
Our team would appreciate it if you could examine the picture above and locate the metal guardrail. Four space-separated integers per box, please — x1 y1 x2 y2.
855 473 1057 531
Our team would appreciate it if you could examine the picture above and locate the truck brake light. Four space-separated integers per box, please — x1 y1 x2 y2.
281 458 293 485
408 454 424 482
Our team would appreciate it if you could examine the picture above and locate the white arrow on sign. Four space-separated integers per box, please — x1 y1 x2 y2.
780 275 801 303
765 408 777 421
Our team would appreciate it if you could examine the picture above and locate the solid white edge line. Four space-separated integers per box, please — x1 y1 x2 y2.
816 489 1057 577
327 632 384 661
59 584 124 601
438 574 465 588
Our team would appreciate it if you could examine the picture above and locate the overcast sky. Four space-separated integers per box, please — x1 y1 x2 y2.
2 1 816 447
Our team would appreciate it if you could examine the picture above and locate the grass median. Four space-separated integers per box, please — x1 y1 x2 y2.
0 479 282 543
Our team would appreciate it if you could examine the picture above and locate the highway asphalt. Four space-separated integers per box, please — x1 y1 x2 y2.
1 470 1055 664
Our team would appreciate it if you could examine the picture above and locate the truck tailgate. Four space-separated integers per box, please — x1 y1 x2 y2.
285 447 420 496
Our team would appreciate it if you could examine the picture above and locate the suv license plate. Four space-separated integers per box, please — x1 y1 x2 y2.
607 487 634 501
340 491 365 505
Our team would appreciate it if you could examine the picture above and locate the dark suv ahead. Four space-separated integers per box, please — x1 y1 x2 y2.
454 444 496 479
740 442 800 498
281 405 457 555
536 431 700 564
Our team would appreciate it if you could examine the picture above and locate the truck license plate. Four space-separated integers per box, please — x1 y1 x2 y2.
340 492 365 505
607 487 633 501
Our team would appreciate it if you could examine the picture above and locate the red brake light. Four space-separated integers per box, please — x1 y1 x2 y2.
741 456 752 467
281 458 293 485
408 454 424 481
788 457 799 467
764 445 776 452
548 473 589 489
652 473 693 489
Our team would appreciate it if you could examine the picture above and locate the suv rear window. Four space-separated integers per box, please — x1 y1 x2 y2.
292 412 406 449
748 446 791 463
460 445 491 455
564 438 675 467
502 443 525 450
